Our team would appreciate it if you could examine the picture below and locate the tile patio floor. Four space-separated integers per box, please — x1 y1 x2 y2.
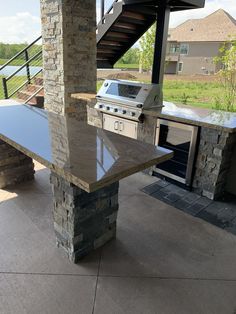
0 162 236 314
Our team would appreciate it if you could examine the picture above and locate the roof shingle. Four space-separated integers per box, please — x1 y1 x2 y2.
169 9 236 42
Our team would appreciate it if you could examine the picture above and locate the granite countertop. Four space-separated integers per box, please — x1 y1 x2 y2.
71 92 96 103
144 101 236 133
0 104 173 192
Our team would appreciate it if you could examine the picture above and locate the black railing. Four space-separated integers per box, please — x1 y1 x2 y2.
0 36 42 99
0 1 119 100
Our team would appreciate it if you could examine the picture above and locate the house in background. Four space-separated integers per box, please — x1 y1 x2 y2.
165 9 236 75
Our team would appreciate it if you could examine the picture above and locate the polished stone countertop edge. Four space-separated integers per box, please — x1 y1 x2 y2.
143 109 236 133
0 129 173 193
88 150 173 192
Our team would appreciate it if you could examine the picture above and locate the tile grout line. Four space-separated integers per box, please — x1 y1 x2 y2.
1 270 236 282
91 249 102 314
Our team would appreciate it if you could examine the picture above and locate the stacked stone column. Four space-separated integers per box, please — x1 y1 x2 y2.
50 173 119 262
193 127 236 200
40 0 121 262
0 140 34 189
40 0 97 120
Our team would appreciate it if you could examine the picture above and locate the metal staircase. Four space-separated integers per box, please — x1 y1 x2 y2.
0 0 204 106
97 1 156 68
97 0 204 68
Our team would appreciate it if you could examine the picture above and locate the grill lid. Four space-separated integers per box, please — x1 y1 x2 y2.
96 79 162 109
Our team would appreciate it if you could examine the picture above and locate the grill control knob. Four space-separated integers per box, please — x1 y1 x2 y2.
114 108 118 112
99 104 103 109
122 110 127 114
106 106 110 110
131 112 135 117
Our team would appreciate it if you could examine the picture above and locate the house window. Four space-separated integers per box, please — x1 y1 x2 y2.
178 62 183 72
180 43 189 55
169 43 179 53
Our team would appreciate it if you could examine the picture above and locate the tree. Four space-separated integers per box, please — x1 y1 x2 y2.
118 48 139 65
139 24 156 71
214 37 236 111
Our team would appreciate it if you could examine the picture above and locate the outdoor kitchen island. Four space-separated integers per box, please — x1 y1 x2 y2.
0 103 173 263
86 95 236 200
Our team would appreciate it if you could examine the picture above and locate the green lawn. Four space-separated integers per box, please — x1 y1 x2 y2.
0 58 24 66
163 80 225 109
114 63 139 69
0 58 42 67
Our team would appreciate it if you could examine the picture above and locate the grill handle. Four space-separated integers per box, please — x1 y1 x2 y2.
114 121 119 131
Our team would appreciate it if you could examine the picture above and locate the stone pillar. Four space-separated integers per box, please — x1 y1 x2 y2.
50 172 119 262
40 0 97 119
193 127 236 200
0 140 34 189
40 1 120 262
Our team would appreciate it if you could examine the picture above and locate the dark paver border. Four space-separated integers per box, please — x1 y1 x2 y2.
141 180 236 235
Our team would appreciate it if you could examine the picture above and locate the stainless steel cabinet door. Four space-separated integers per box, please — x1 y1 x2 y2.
118 117 137 139
103 114 138 139
103 114 119 134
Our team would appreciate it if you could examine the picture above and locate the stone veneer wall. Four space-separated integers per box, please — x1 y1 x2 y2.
87 102 103 128
40 0 97 119
50 172 119 262
193 127 236 200
0 140 34 189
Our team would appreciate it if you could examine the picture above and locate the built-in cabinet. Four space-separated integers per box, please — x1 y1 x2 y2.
103 113 138 139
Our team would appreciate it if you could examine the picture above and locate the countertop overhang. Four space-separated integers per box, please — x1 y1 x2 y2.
0 104 173 192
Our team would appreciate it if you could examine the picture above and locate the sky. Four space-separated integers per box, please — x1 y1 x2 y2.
0 0 235 44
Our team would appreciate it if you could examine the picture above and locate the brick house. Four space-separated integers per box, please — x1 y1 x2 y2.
165 9 236 75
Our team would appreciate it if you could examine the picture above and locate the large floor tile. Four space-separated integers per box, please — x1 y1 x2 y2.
0 274 96 314
100 193 236 279
94 277 236 314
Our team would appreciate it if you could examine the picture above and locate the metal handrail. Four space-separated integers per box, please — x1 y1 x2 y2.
6 50 42 81
24 86 44 104
7 68 43 99
0 36 42 72
1 0 119 101
1 35 42 100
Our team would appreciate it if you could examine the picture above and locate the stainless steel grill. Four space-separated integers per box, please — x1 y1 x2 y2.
95 79 162 122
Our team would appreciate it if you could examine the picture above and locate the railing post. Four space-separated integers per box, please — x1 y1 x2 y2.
2 77 8 99
25 50 31 84
101 0 105 23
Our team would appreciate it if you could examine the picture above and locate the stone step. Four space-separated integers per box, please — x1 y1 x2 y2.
33 77 44 86
17 89 44 100
26 95 44 108
26 84 44 94
16 92 44 108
